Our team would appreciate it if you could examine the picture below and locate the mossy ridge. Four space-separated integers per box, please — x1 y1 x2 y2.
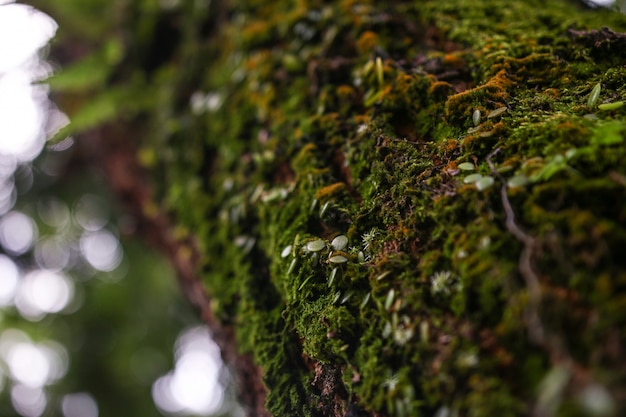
148 0 626 415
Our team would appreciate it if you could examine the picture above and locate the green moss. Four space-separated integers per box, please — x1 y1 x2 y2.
131 0 626 415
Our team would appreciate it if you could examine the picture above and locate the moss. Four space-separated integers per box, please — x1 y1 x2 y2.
136 0 626 415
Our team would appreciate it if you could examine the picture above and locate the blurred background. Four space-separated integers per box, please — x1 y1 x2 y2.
0 1 241 416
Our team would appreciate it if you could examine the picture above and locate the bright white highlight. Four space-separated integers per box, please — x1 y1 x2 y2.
0 254 19 305
62 392 99 417
0 4 57 73
79 230 123 272
0 3 57 162
11 384 46 417
7 342 51 387
0 330 69 389
0 180 17 215
152 326 225 416
15 269 74 320
0 71 47 160
0 210 37 255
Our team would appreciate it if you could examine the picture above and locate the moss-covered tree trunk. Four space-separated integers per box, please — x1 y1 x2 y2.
41 0 626 415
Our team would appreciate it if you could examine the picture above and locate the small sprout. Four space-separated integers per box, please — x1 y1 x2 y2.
249 184 264 202
419 321 429 343
287 258 297 274
456 351 479 368
479 130 496 138
328 267 338 287
298 274 315 291
463 173 483 184
507 174 529 188
261 187 289 203
587 82 602 108
234 235 248 247
332 291 342 304
393 326 414 346
362 228 380 251
458 162 475 171
307 239 326 252
360 292 371 309
496 163 514 174
319 201 330 217
376 270 391 281
222 177 234 192
537 366 570 414
384 289 395 310
375 56 384 86
476 176 495 191
487 106 507 119
281 245 292 258
579 384 616 417
244 238 256 254
472 109 481 126
382 321 392 338
309 198 319 214
565 148 577 159
364 89 384 107
467 126 481 134
234 236 256 254
340 291 353 304
357 251 365 263
382 373 399 391
430 271 454 295
329 255 348 264
331 235 348 250
598 101 624 111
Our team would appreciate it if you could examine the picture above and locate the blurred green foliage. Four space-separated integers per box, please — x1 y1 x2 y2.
0 158 197 416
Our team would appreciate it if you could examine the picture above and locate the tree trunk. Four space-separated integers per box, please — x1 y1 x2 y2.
41 0 626 416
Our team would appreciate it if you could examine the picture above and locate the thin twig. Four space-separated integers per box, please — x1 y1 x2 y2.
487 149 586 417
486 148 544 346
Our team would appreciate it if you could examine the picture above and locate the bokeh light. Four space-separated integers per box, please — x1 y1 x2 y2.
0 71 47 161
79 230 123 272
61 392 99 417
0 3 56 164
7 343 52 387
0 210 38 255
0 3 57 73
0 254 19 306
153 326 225 416
34 236 72 271
0 179 17 215
11 384 46 417
14 269 74 320
0 330 69 389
